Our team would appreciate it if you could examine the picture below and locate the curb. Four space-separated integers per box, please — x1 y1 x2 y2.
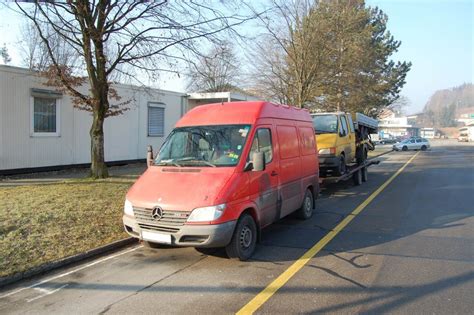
0 237 138 289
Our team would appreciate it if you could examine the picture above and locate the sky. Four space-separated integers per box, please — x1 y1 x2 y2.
0 0 472 114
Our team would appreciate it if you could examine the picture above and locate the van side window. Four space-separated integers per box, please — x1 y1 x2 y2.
340 116 349 136
248 128 273 164
347 115 355 133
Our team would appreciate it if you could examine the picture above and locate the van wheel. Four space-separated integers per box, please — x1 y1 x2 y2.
361 167 368 182
225 214 257 261
336 155 346 176
353 169 362 186
297 189 314 220
402 146 408 151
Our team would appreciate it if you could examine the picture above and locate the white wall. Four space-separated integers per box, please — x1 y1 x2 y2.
0 66 185 171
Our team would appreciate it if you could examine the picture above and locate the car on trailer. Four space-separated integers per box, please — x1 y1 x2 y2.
311 112 379 186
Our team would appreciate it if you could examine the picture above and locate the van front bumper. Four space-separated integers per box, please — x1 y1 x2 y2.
123 215 236 248
318 154 339 168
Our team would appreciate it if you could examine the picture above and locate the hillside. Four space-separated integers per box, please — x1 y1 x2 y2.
421 83 474 127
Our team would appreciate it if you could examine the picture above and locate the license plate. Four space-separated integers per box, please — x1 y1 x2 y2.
142 230 172 244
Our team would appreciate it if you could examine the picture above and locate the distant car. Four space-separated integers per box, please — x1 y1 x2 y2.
393 137 430 151
378 138 397 145
458 135 469 142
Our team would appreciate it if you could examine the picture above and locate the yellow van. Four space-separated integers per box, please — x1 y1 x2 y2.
311 112 377 176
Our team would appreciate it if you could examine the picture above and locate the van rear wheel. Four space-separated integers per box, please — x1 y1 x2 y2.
225 214 257 261
296 189 314 220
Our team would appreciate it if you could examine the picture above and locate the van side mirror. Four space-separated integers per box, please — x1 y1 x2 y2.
252 151 265 172
146 145 154 167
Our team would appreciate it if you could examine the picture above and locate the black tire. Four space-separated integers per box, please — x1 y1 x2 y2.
402 146 408 151
296 189 314 220
421 145 427 151
361 167 368 182
356 147 368 165
142 240 167 249
353 169 362 186
225 214 257 261
336 155 346 176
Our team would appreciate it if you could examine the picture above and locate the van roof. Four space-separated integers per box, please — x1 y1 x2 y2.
176 101 311 127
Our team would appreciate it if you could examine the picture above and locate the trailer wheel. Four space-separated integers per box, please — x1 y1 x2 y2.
225 213 257 261
361 167 368 182
356 145 368 165
353 169 362 186
296 189 314 220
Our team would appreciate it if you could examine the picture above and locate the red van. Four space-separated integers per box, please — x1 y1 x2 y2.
123 101 319 260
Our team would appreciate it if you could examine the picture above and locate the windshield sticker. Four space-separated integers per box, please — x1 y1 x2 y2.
239 128 249 137
228 153 239 159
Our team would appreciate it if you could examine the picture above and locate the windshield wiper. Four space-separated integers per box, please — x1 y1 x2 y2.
175 157 217 167
155 160 181 167
315 129 335 134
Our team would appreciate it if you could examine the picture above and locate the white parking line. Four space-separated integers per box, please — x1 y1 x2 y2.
27 284 69 303
0 245 143 299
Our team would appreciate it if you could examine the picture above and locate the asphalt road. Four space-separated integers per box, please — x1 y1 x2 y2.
1 140 473 314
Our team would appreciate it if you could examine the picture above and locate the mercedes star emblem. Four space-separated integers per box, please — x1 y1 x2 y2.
151 207 163 220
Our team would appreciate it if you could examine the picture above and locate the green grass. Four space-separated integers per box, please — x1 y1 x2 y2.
0 179 134 278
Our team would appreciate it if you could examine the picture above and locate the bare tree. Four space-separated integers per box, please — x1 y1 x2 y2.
186 41 241 92
250 0 411 115
14 1 261 178
18 20 81 71
0 43 11 64
249 0 326 108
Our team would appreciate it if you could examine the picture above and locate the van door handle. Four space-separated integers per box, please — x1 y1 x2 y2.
271 170 278 176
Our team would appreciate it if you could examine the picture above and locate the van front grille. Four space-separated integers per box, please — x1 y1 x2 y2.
137 223 180 233
133 207 190 233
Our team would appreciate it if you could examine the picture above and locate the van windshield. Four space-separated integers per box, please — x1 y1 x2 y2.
155 125 251 167
312 114 338 134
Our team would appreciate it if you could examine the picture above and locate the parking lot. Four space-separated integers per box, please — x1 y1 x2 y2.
1 140 473 314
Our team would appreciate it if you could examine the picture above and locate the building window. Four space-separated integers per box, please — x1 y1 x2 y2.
148 102 165 137
30 96 60 137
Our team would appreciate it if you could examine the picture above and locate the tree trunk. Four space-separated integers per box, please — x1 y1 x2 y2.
90 112 108 179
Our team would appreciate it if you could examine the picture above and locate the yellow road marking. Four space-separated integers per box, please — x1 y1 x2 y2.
237 152 419 315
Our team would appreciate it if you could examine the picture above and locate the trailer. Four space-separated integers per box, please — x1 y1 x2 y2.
319 158 381 186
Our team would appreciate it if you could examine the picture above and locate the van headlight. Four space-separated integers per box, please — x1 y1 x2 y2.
124 199 134 216
318 147 336 155
188 204 226 222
